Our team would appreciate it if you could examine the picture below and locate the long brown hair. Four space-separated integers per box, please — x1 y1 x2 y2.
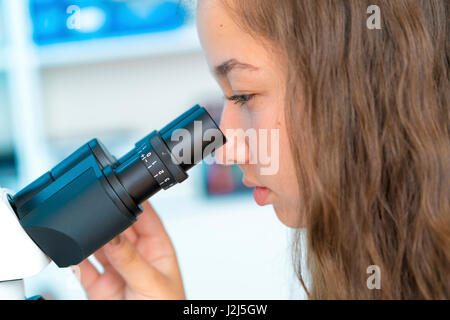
221 0 449 299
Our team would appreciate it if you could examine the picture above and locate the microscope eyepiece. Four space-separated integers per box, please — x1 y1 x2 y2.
10 105 225 267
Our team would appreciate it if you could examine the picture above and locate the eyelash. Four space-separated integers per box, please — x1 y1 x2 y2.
226 94 256 107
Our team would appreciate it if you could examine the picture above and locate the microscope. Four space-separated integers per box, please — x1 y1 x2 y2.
0 105 225 299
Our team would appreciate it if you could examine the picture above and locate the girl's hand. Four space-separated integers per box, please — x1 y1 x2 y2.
77 201 186 300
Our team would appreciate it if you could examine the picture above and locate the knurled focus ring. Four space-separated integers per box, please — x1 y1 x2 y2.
149 134 188 185
137 140 175 190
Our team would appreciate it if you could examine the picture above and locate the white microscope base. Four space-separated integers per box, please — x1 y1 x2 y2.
0 188 50 299
0 280 25 300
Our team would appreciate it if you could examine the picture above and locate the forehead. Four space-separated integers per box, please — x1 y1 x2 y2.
196 0 270 70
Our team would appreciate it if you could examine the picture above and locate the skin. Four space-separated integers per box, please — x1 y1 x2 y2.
197 0 300 227
78 0 300 299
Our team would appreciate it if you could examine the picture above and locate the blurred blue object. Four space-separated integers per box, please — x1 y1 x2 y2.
29 0 189 45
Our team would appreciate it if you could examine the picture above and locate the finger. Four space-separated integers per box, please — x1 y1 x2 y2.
95 247 125 281
78 259 100 292
123 227 138 244
79 252 127 300
104 234 168 293
85 267 125 300
95 226 138 268
133 201 170 240
94 248 110 267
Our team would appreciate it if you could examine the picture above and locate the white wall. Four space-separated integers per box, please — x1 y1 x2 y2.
40 51 221 141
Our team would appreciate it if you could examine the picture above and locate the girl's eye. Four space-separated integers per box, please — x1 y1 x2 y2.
225 94 256 107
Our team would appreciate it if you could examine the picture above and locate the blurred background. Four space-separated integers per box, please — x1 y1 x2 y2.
0 0 305 299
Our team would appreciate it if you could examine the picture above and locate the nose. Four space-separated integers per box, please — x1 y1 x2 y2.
214 103 250 166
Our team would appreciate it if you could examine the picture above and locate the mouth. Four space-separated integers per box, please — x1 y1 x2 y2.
242 178 272 206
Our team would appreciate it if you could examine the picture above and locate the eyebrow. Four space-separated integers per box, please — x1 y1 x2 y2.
214 59 259 77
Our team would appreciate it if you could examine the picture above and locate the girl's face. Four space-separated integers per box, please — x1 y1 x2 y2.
197 0 301 228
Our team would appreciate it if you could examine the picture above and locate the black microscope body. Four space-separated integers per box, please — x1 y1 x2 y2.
8 105 225 267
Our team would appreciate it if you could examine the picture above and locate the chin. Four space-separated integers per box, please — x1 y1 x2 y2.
273 205 304 228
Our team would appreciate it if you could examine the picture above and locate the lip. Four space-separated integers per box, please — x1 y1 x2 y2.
253 186 271 206
242 178 272 206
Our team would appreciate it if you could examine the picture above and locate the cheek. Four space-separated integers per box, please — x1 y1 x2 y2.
262 110 301 226
270 133 302 228
278 122 299 199
221 102 254 130
252 100 285 173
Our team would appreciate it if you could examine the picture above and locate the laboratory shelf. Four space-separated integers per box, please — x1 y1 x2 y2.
37 24 201 68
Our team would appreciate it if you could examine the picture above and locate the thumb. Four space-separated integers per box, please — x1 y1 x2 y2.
104 235 167 293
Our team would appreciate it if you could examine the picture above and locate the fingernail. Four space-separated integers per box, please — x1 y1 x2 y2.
71 266 81 280
109 235 122 247
70 266 77 275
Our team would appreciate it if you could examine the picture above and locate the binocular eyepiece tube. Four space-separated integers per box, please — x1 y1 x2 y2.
9 105 225 267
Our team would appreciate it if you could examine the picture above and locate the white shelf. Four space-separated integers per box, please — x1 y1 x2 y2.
0 26 201 71
37 24 201 68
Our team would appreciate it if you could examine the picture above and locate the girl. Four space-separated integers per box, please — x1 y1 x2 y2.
78 0 449 299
